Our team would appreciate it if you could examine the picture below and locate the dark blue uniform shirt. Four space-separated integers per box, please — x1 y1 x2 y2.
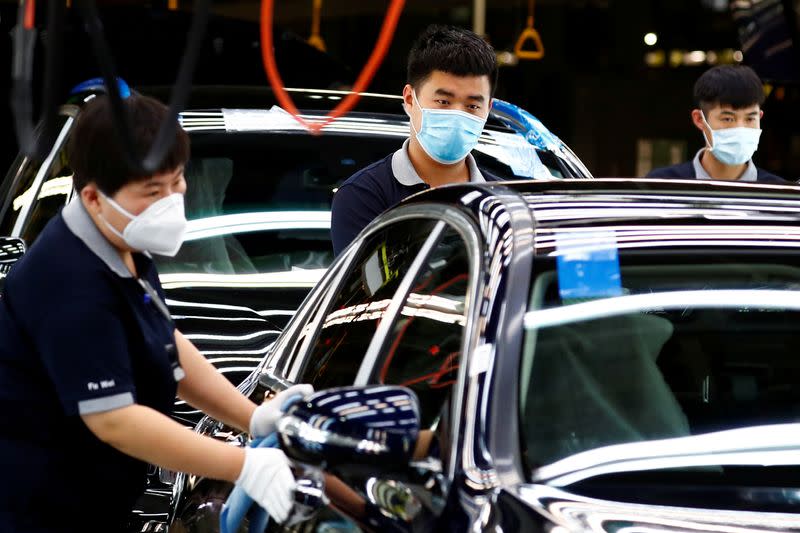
0 199 183 532
647 149 791 184
331 140 499 256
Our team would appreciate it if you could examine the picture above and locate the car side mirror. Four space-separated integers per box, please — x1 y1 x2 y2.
277 385 420 469
0 237 26 276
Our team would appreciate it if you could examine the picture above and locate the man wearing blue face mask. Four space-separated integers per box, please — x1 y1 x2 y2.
647 65 789 184
331 25 501 256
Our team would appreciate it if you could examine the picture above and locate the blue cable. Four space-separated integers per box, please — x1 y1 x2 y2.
220 393 305 533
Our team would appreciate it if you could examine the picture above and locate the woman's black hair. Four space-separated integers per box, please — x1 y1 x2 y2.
407 25 498 93
68 93 190 195
694 65 765 112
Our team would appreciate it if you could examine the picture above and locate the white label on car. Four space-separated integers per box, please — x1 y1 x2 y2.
470 343 494 377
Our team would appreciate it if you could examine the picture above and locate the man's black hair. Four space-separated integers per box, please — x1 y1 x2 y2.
407 25 498 93
68 93 190 195
694 64 765 112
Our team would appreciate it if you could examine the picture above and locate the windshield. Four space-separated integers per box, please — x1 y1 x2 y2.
150 131 366 276
519 257 800 475
150 126 571 277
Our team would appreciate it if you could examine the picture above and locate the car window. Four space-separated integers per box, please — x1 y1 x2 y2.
20 149 73 246
151 131 402 276
373 226 471 428
520 259 800 471
296 218 440 390
0 116 71 242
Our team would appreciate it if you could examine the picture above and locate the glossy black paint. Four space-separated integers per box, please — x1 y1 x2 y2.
174 178 800 533
278 386 421 468
0 236 25 278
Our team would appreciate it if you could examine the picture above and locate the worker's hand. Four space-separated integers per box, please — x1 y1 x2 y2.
249 384 314 437
237 447 296 523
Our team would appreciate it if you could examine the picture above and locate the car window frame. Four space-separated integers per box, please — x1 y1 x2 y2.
357 206 484 485
282 202 484 482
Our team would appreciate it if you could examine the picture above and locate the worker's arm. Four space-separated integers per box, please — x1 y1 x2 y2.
82 403 244 481
82 404 296 522
173 329 257 433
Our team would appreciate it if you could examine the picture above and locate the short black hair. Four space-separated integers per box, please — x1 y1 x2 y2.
407 25 497 93
68 94 190 195
694 65 765 112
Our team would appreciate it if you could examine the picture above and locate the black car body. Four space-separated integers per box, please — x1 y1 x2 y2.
174 178 800 532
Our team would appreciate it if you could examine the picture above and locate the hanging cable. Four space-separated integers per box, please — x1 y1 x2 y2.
74 0 211 175
261 0 405 134
11 0 65 161
307 0 326 52
10 0 210 172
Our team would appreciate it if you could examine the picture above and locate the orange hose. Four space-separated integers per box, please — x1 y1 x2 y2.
261 0 405 134
24 0 35 30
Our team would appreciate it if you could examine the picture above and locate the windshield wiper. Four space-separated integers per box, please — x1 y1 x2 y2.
533 423 800 487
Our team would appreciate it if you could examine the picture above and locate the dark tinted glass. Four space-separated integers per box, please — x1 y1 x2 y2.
298 218 439 390
0 116 71 242
521 260 800 470
376 227 471 427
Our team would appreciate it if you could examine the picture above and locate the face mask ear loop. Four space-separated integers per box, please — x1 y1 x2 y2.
99 190 135 220
410 89 424 135
700 110 714 150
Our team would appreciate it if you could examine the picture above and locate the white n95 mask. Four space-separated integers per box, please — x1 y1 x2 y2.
100 192 187 257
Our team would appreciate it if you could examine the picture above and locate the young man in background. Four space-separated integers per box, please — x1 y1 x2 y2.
647 64 788 184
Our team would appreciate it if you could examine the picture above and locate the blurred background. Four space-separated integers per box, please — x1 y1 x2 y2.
1 0 798 179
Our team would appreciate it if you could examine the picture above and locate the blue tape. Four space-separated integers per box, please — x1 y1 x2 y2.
556 231 622 300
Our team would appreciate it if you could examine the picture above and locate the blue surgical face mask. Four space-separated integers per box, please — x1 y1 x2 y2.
701 111 762 165
409 90 487 165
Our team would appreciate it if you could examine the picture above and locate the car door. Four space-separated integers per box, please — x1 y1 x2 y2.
272 206 482 532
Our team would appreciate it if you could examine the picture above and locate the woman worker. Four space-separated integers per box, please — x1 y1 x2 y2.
0 93 311 532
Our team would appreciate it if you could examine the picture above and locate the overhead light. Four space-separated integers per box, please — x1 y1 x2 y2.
644 50 665 67
733 50 744 62
496 50 519 67
668 49 684 68
684 50 707 65
644 33 658 46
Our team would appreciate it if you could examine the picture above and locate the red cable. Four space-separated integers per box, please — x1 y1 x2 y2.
23 0 35 30
261 0 406 134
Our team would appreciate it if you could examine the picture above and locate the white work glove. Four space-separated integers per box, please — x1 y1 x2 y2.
237 447 296 524
250 384 314 437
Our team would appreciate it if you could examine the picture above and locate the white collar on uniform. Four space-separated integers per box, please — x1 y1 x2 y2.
693 148 757 182
390 139 485 187
62 197 134 278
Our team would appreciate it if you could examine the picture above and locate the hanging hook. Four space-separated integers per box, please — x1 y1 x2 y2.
514 0 544 60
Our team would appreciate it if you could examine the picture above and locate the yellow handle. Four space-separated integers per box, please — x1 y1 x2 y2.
514 24 545 60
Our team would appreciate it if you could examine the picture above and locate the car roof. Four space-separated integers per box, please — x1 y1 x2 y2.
400 178 800 256
134 85 519 134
